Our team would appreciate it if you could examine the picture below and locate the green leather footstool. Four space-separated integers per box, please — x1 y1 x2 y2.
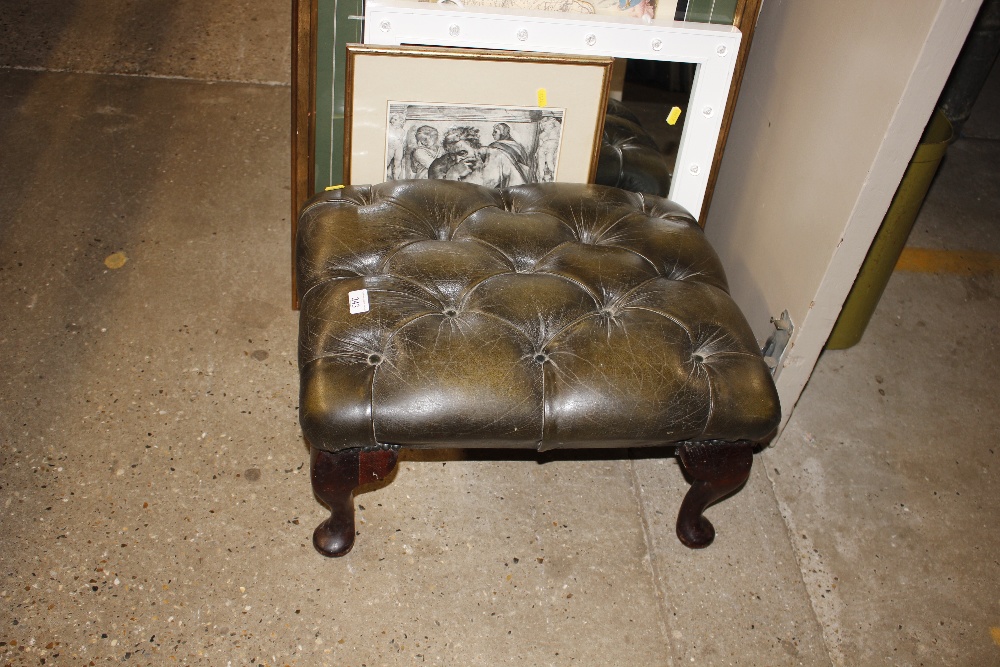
296 180 780 557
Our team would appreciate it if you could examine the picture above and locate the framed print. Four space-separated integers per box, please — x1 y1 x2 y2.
383 102 566 185
344 44 613 188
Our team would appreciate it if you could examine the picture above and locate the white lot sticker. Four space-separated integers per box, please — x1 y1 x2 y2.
348 288 370 314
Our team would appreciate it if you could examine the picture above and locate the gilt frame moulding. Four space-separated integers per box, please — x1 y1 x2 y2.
344 44 612 187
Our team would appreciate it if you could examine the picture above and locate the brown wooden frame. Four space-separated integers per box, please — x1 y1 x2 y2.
291 0 318 308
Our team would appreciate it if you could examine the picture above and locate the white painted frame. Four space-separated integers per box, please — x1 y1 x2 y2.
363 0 741 220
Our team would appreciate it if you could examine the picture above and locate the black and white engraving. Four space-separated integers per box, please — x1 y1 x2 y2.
384 102 565 187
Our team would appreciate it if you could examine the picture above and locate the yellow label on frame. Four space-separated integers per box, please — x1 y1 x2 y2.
537 88 548 107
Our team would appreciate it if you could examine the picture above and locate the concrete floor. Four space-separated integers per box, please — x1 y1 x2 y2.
1 3 998 665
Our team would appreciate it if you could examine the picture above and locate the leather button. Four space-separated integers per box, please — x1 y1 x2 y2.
367 353 383 366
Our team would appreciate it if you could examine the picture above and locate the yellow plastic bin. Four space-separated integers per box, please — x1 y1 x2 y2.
826 110 954 350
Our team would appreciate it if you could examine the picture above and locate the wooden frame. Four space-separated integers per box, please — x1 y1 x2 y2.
292 0 314 306
344 44 612 187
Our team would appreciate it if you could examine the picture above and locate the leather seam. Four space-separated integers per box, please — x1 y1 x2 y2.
386 197 499 241
593 243 662 276
623 305 695 341
525 269 602 308
699 364 715 440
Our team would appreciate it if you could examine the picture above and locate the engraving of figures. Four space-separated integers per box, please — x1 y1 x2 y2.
384 102 565 188
408 125 440 179
385 112 407 180
534 115 563 183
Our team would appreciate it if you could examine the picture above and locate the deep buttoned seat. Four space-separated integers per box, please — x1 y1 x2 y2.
596 98 673 197
297 180 779 557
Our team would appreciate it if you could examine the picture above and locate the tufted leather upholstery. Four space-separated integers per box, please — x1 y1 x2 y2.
595 98 673 197
297 180 779 454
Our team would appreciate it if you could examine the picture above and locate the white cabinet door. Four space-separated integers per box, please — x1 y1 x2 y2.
705 0 982 430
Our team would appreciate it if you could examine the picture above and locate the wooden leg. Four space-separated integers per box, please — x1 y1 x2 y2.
675 440 753 549
311 446 399 557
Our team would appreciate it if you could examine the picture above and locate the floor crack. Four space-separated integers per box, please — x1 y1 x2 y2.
761 449 841 667
625 454 678 666
0 64 290 88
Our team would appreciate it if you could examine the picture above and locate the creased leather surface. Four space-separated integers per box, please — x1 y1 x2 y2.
595 98 673 197
298 181 779 452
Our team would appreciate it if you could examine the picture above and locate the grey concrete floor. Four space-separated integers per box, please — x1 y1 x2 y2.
1 4 998 666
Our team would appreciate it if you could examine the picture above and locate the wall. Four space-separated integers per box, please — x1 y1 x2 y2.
705 0 982 424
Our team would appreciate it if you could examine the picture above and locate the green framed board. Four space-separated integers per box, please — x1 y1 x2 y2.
674 0 738 24
292 0 363 305
314 0 365 190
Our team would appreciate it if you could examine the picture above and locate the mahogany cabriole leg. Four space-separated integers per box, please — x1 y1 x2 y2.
311 446 399 557
675 440 754 549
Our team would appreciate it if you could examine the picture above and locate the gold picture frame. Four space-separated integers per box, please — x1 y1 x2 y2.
344 44 613 188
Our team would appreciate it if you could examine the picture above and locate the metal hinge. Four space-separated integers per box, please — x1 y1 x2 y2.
762 310 793 374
